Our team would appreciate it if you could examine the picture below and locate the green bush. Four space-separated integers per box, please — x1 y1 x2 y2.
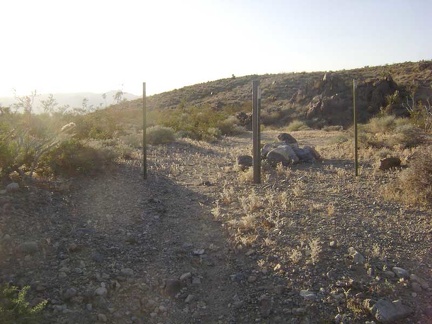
156 104 243 141
146 126 175 145
367 115 397 134
0 284 47 324
285 120 310 132
39 139 118 176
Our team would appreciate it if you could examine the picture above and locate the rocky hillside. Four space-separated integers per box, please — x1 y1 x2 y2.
125 60 432 128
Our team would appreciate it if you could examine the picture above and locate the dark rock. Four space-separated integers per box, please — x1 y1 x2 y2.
5 182 19 193
379 157 401 171
164 279 183 297
277 133 298 147
368 298 413 323
237 155 253 170
267 145 299 167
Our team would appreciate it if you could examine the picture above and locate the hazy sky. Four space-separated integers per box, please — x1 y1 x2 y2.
1 0 431 97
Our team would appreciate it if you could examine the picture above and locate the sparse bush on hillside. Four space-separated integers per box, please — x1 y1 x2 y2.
39 139 118 176
146 126 175 145
384 146 432 205
156 104 244 141
285 120 310 132
356 116 423 149
0 284 47 324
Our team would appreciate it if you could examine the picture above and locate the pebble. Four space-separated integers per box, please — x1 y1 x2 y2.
164 279 182 297
97 313 107 322
185 294 194 303
2 234 11 242
120 268 134 277
411 282 422 293
383 270 396 278
248 275 257 283
410 274 429 289
300 290 316 300
192 277 201 285
392 266 410 279
6 182 19 193
180 272 192 281
86 303 93 311
19 241 39 255
63 288 77 300
352 251 365 264
95 286 108 297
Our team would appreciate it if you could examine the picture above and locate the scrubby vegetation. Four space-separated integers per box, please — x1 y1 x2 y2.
0 284 47 324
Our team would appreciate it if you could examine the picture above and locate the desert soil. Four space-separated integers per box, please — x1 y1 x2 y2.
0 130 431 324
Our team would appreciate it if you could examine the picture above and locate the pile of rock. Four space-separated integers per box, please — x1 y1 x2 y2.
237 133 321 169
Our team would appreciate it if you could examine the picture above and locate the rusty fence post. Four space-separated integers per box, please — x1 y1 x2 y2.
252 80 261 184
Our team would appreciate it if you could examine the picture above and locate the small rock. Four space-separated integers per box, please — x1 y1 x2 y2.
192 277 201 285
6 182 19 193
67 243 81 253
63 288 77 300
94 287 108 297
411 282 422 293
192 249 205 255
120 268 134 277
86 303 93 311
180 272 192 281
353 251 365 264
329 241 337 248
237 155 253 170
248 275 257 283
368 298 412 323
164 279 182 297
245 249 255 256
19 241 39 255
97 313 107 322
58 272 67 279
410 274 429 289
2 234 11 242
258 295 272 318
300 290 316 300
185 294 194 303
383 270 396 278
392 266 409 279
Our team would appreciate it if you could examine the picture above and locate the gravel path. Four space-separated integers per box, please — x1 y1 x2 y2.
0 130 431 323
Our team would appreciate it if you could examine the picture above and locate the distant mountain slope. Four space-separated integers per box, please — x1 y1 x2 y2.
0 91 139 112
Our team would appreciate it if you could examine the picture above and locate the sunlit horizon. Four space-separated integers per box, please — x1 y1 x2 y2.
1 0 430 98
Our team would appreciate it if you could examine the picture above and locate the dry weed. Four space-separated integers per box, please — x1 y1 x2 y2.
309 238 322 264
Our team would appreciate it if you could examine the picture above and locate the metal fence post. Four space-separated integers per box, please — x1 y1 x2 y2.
353 79 358 176
252 80 261 184
143 82 147 179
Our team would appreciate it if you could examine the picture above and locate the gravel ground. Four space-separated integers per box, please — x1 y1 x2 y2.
0 130 431 323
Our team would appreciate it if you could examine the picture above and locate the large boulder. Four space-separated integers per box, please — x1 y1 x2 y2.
267 145 299 167
293 146 321 162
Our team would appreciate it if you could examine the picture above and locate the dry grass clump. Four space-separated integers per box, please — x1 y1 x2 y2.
146 126 175 145
285 120 310 132
383 146 432 205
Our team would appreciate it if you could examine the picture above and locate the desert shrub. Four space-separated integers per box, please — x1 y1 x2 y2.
0 115 75 179
384 146 432 205
285 120 310 132
119 133 142 149
0 284 47 324
367 115 397 134
217 116 245 136
156 104 242 141
146 126 175 145
39 139 118 176
322 125 344 131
